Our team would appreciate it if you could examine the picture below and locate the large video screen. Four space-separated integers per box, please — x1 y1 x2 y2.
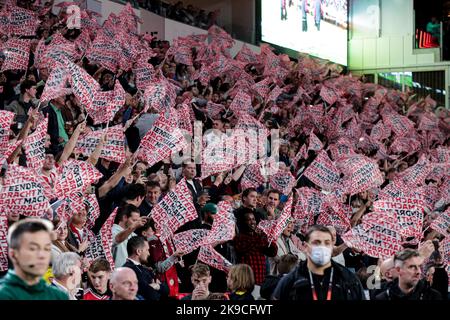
261 0 348 65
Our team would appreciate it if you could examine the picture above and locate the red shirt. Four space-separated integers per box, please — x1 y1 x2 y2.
83 288 111 300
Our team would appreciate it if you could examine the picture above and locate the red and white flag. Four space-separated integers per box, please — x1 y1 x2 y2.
303 150 341 192
85 208 118 269
342 211 404 259
0 38 31 72
173 229 209 255
204 201 236 247
75 125 126 163
0 214 9 272
89 81 125 125
235 44 258 64
68 61 100 108
133 60 155 91
317 205 352 235
430 208 450 238
197 245 232 273
0 110 15 150
293 188 317 233
269 169 296 195
338 155 384 195
208 25 234 49
257 195 293 244
329 137 356 161
241 162 266 191
206 101 224 119
374 196 425 241
0 164 51 217
252 77 272 100
397 154 433 187
267 85 283 103
54 159 103 199
151 179 198 243
40 65 72 102
229 90 254 116
7 6 39 36
320 85 338 105
144 77 177 113
24 117 48 170
382 110 415 137
201 131 247 179
138 110 187 168
308 131 323 152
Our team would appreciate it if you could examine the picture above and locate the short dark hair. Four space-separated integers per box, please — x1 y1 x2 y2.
146 181 161 190
266 189 281 198
114 204 140 224
305 225 333 243
242 188 257 199
127 236 147 256
88 258 111 273
135 219 155 237
20 79 36 95
123 184 146 201
8 219 53 250
277 254 298 274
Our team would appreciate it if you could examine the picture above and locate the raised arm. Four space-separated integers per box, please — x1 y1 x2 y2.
57 121 86 166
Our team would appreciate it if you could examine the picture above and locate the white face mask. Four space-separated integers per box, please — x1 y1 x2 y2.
309 246 332 266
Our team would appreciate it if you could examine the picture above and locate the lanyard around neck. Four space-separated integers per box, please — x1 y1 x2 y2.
308 268 334 301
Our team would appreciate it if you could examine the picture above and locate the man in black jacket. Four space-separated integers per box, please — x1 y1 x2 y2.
123 236 169 300
375 249 442 300
272 225 366 300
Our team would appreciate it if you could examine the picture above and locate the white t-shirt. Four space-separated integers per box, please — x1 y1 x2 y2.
112 224 136 268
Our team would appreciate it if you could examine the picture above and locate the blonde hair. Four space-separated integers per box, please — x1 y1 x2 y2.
228 264 255 292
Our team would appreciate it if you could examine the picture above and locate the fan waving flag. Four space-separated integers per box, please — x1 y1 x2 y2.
173 229 209 255
337 155 384 195
269 170 296 195
68 61 100 108
7 5 39 36
0 164 51 217
342 211 404 259
54 160 103 199
257 195 293 244
198 245 232 273
89 82 126 125
430 208 450 237
308 131 324 152
204 201 236 247
235 44 258 64
85 208 118 269
138 110 187 168
151 179 198 243
1 38 31 72
303 150 341 192
143 77 177 113
40 65 72 102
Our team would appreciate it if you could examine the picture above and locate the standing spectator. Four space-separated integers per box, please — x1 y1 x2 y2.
5 80 38 129
426 16 441 44
112 204 147 268
43 96 69 153
123 236 169 300
234 188 264 224
301 0 308 32
0 219 68 300
375 249 442 300
234 212 278 288
227 264 255 301
269 221 306 275
181 263 215 300
84 258 112 300
109 268 139 300
51 252 83 300
272 225 366 300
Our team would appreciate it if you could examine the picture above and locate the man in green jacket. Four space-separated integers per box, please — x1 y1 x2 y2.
0 218 68 300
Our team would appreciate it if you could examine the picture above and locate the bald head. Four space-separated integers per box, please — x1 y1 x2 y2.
380 258 398 282
109 267 138 300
